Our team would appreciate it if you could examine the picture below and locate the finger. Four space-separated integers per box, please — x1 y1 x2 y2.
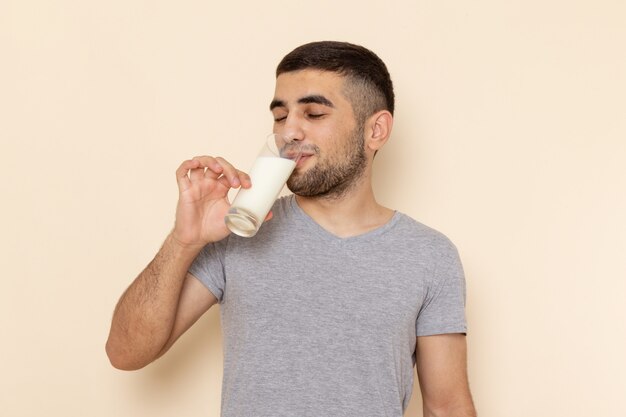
216 171 249 190
185 156 246 189
264 211 273 222
217 175 232 189
214 157 244 188
190 156 223 179
190 166 206 182
236 170 252 188
176 159 200 191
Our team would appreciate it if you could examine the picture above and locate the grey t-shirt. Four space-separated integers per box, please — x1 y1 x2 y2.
189 195 466 417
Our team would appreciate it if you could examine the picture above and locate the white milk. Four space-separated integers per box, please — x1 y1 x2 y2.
231 156 296 224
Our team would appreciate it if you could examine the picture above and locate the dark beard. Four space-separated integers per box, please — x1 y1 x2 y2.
287 127 367 199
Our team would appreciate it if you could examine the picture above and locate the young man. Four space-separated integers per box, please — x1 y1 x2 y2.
106 41 476 417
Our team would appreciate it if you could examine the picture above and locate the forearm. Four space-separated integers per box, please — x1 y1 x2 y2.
105 233 203 370
423 399 477 417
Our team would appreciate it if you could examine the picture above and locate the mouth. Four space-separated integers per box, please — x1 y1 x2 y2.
295 153 314 168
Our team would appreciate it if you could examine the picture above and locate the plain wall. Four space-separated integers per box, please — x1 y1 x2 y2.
2 1 625 416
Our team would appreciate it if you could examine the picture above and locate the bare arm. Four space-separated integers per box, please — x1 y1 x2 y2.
416 334 476 417
105 156 250 370
105 236 216 370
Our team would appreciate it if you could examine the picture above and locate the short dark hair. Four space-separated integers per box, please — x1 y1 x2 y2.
276 41 395 123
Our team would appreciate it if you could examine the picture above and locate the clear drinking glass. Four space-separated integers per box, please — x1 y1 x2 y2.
224 133 301 237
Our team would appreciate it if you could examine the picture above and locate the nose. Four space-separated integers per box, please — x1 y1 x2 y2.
277 115 305 143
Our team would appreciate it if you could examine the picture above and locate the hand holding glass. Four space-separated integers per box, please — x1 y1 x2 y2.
224 134 301 237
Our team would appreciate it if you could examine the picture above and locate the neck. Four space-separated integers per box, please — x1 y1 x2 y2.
294 177 394 238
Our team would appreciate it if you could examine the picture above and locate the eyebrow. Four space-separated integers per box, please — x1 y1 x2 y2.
269 94 335 111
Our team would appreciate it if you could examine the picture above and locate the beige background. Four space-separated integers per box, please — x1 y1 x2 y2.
2 1 625 416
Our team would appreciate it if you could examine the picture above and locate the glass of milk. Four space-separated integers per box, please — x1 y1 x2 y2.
224 134 301 237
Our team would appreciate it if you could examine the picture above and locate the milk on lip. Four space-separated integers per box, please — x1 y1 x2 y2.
231 156 296 223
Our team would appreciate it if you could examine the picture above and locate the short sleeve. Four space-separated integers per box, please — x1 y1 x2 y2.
188 239 228 303
415 242 467 336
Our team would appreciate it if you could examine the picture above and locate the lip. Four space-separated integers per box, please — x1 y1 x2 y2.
295 154 314 167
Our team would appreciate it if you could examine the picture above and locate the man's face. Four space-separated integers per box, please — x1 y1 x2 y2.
270 70 368 199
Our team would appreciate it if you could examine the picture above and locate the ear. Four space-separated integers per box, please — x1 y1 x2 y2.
365 110 393 153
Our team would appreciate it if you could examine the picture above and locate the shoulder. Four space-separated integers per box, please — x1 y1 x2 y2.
383 212 463 278
392 213 458 253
